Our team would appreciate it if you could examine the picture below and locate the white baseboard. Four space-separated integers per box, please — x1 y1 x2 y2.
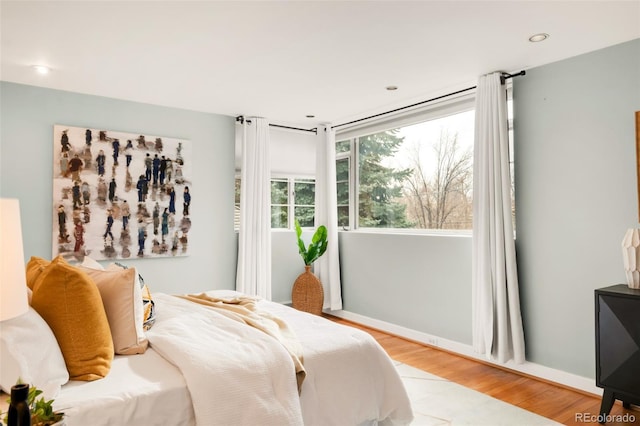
326 308 602 397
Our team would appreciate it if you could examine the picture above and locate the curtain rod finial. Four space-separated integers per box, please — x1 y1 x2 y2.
501 70 526 85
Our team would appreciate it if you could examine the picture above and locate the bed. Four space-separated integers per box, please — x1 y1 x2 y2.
1 256 413 426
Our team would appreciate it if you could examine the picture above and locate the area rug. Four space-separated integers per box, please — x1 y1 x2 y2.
395 362 563 425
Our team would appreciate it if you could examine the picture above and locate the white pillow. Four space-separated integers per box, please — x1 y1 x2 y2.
81 255 104 270
0 307 69 398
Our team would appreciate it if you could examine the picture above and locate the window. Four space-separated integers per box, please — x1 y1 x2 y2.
336 99 476 231
270 179 289 228
270 178 316 228
336 91 514 233
234 178 241 230
235 177 316 230
336 140 352 228
293 179 315 228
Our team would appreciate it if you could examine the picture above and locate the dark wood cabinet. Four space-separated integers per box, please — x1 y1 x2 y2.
595 285 640 422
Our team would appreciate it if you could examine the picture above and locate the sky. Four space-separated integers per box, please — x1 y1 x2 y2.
385 109 475 175
382 99 513 176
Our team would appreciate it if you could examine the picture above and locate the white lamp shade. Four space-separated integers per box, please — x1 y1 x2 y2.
0 198 29 321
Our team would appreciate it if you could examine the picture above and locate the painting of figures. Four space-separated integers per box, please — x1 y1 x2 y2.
52 125 192 261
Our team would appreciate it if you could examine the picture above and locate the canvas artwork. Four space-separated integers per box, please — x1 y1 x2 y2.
52 125 192 261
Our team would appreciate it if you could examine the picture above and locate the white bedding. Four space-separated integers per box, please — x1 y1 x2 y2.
51 290 413 426
146 293 304 426
259 295 414 426
53 347 194 426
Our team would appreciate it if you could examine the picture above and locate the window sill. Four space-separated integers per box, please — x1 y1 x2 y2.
339 228 472 238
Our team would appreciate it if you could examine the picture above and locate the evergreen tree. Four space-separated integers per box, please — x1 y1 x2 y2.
293 180 315 227
271 180 288 228
336 158 350 227
358 130 413 228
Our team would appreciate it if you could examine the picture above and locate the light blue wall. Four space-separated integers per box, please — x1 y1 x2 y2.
339 232 472 343
514 39 640 377
271 231 308 303
0 82 237 294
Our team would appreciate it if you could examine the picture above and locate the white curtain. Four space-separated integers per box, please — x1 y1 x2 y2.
472 73 525 364
315 124 343 310
236 117 272 299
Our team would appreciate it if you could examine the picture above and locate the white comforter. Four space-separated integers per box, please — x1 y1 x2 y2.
146 293 303 426
262 295 414 426
148 291 413 426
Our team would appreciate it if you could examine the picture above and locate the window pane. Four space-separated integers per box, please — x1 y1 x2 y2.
235 178 241 204
234 178 241 230
336 158 349 228
338 206 349 228
294 179 315 227
336 140 350 153
358 130 413 228
295 206 315 227
271 180 288 204
271 205 288 228
337 181 349 205
357 110 475 230
336 157 349 181
294 181 315 206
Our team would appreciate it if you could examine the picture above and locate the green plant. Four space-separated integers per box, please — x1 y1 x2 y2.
295 219 328 266
2 381 64 426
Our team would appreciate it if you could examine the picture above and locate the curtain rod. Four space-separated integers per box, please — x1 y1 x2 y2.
332 70 526 130
235 116 317 134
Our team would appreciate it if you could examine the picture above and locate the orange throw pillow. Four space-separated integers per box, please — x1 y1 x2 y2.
25 256 50 290
31 256 113 381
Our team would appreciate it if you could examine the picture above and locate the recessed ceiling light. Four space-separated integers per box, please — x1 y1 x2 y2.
32 65 51 74
528 33 549 43
386 85 398 91
306 115 315 118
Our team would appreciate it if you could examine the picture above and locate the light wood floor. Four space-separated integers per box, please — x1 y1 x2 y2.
327 316 639 426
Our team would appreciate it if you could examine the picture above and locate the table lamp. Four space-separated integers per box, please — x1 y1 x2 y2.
0 198 29 322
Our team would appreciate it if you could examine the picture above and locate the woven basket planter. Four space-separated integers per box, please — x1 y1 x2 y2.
292 265 324 315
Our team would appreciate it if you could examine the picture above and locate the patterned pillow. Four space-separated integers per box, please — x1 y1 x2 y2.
140 282 156 331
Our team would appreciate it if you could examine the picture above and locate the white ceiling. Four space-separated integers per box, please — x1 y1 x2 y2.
1 1 639 128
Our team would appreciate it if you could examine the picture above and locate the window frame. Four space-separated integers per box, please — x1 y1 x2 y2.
234 174 317 231
291 177 316 229
336 92 477 235
336 140 356 229
335 87 514 235
270 177 290 230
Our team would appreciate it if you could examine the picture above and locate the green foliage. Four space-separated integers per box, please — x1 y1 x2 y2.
358 130 413 228
31 394 63 426
293 180 315 227
336 158 350 227
270 179 316 228
2 381 64 426
271 180 289 228
295 219 328 265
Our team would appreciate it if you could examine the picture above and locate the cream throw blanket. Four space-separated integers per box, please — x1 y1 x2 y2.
177 293 306 392
146 293 303 425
